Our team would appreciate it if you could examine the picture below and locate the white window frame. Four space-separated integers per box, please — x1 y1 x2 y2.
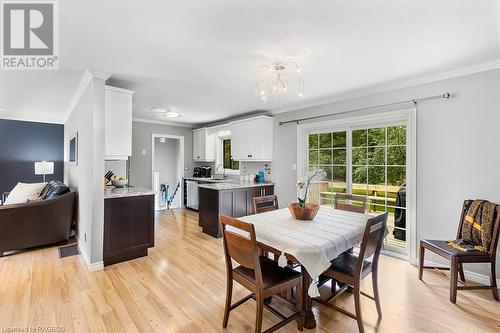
215 133 241 175
297 109 417 264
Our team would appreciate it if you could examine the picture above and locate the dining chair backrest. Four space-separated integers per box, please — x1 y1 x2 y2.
357 212 388 270
335 194 367 214
456 200 500 256
253 195 279 214
220 214 261 270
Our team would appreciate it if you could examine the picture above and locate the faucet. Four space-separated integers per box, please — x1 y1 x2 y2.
216 164 226 179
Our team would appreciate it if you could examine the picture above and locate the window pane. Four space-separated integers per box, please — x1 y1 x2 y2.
309 134 319 149
332 131 346 148
307 182 321 204
321 166 333 181
392 183 406 208
352 129 367 147
352 147 367 166
331 183 347 194
388 207 407 244
352 166 367 185
387 166 406 186
387 146 406 166
367 166 385 190
319 149 332 164
332 166 346 182
309 150 319 164
223 139 231 169
368 147 385 165
319 133 332 148
387 125 406 145
332 149 346 165
368 127 386 146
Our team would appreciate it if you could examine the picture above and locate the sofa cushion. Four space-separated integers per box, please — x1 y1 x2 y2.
40 180 58 198
42 181 70 199
4 182 47 205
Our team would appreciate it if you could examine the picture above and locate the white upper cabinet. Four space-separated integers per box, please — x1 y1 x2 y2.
104 86 134 160
230 116 273 161
193 128 215 162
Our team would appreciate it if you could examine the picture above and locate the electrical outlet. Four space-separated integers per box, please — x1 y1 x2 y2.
292 163 297 170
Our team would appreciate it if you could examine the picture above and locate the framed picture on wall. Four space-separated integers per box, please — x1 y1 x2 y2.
69 132 78 165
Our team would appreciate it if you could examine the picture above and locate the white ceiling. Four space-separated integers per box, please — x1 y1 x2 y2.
1 0 499 125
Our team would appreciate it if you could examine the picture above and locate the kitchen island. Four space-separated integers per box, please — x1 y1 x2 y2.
198 181 274 238
104 186 155 266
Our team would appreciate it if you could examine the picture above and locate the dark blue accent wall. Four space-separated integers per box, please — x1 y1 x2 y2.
0 119 64 195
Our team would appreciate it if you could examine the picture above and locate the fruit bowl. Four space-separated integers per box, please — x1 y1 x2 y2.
111 179 128 188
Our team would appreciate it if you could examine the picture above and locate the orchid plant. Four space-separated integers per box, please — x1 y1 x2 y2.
296 168 327 208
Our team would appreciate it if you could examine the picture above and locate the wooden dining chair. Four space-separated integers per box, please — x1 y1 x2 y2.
419 200 500 303
334 193 367 213
253 195 279 214
220 214 303 333
315 212 388 333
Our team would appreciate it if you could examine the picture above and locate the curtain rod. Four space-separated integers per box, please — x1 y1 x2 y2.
278 92 451 125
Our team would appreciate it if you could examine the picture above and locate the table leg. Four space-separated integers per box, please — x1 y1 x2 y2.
301 265 317 329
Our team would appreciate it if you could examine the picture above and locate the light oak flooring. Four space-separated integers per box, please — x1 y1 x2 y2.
0 209 499 332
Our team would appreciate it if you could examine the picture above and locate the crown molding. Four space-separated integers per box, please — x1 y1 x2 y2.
62 69 112 123
0 113 63 124
132 117 194 128
271 58 500 115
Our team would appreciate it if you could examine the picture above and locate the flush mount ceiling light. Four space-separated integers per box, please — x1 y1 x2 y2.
0 107 6 112
163 110 182 118
256 61 305 102
151 107 182 118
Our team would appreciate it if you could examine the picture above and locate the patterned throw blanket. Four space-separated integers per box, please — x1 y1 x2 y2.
448 200 497 252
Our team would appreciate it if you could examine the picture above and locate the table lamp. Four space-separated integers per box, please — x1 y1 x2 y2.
35 161 54 182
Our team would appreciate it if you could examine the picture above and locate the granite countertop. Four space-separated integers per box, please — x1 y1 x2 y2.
104 186 155 199
197 181 274 190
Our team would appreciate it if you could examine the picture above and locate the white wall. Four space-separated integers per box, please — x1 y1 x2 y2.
130 121 192 188
64 71 107 269
272 68 500 279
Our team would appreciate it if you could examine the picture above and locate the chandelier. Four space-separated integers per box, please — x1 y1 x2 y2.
256 61 305 102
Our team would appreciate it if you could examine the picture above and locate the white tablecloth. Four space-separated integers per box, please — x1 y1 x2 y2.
238 206 370 297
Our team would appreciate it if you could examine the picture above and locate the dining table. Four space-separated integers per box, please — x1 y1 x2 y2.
238 205 371 329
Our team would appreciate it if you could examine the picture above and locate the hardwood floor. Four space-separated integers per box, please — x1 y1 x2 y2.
0 209 499 332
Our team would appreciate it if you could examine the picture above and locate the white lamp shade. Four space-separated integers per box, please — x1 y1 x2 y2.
35 161 54 175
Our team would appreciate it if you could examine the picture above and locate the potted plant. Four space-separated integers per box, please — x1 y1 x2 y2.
288 168 326 220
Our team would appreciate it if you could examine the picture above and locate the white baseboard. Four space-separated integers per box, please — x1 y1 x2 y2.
422 259 500 286
76 236 104 272
88 261 104 272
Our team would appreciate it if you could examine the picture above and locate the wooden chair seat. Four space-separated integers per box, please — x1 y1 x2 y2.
330 253 372 277
234 256 302 291
421 239 490 260
419 200 500 303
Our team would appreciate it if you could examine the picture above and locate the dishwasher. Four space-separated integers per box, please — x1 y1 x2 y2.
186 180 199 211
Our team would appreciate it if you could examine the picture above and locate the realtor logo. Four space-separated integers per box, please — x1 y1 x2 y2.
1 1 59 70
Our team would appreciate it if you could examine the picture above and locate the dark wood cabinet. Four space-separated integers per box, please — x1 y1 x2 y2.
104 194 154 266
199 184 275 238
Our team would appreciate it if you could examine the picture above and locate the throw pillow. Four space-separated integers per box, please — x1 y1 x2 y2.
4 182 47 205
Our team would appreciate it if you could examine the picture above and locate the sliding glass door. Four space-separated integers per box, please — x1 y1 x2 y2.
306 123 408 254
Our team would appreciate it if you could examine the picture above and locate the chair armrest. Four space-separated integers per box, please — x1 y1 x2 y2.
1 192 9 205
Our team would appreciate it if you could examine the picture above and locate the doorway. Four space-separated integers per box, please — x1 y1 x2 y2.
151 134 184 211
